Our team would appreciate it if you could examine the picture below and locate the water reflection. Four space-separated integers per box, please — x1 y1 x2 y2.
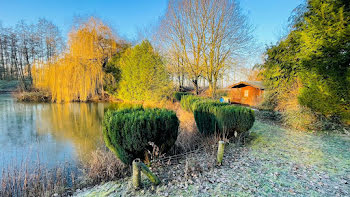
36 103 106 163
0 94 110 175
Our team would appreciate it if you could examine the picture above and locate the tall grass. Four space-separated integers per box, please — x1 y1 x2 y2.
0 160 77 197
81 148 129 185
13 89 51 102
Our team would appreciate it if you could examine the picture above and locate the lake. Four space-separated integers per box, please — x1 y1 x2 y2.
0 94 112 176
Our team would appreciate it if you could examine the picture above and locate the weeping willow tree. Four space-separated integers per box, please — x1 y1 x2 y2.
32 17 117 102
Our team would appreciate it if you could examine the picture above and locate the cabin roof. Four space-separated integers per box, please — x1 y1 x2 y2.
228 81 265 90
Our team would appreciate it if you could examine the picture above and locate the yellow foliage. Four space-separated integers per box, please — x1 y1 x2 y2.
32 17 117 102
36 103 105 163
247 69 263 81
276 79 317 130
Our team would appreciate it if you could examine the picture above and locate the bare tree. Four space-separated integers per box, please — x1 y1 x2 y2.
159 0 208 94
38 18 63 62
0 23 6 79
165 47 186 91
0 19 63 88
159 0 253 96
0 25 12 79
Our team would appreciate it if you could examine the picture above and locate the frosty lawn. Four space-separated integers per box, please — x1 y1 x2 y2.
75 120 350 196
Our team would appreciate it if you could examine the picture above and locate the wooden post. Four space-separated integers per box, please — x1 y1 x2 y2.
132 159 141 189
139 162 161 185
217 141 225 165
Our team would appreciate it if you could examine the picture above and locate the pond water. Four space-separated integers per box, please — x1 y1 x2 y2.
0 94 114 176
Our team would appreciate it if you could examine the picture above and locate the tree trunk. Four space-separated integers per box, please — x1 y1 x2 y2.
192 78 199 95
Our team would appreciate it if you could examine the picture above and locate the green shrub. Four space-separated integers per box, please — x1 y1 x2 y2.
180 95 203 112
192 101 229 135
105 103 143 112
214 105 255 137
118 40 172 101
103 108 179 164
193 101 255 137
173 92 191 102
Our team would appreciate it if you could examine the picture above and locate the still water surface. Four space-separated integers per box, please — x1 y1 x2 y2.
0 94 112 175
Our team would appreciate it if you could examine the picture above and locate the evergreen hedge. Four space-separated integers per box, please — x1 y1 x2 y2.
192 101 255 137
103 108 179 164
192 101 229 135
180 95 203 112
215 105 255 137
105 103 143 112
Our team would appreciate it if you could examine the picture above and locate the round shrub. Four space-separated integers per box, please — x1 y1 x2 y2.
103 108 179 165
192 101 255 137
214 105 255 137
192 101 229 135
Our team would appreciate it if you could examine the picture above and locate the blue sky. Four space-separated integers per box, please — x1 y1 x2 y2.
0 0 303 46
0 0 168 40
240 0 304 46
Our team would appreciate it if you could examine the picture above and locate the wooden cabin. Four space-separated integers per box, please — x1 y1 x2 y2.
227 81 265 106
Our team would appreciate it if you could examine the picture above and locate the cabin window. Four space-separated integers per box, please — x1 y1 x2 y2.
244 90 249 97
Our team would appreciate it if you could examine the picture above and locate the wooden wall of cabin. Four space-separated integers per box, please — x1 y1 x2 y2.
229 88 241 103
229 86 264 106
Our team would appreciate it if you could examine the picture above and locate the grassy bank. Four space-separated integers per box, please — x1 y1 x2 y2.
0 80 52 102
74 120 350 196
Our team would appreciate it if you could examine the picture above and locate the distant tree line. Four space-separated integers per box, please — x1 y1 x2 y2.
0 19 63 89
8 0 256 102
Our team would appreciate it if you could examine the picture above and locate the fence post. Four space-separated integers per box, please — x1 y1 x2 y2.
217 141 225 165
132 159 141 189
139 162 161 185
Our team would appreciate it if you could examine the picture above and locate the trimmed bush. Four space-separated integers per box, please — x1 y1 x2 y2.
173 92 191 102
192 101 255 137
103 108 179 165
180 95 203 112
214 105 255 137
105 103 143 112
192 101 229 135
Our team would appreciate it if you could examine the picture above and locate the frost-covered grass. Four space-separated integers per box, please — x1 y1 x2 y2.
236 121 350 196
251 121 350 175
74 120 350 197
